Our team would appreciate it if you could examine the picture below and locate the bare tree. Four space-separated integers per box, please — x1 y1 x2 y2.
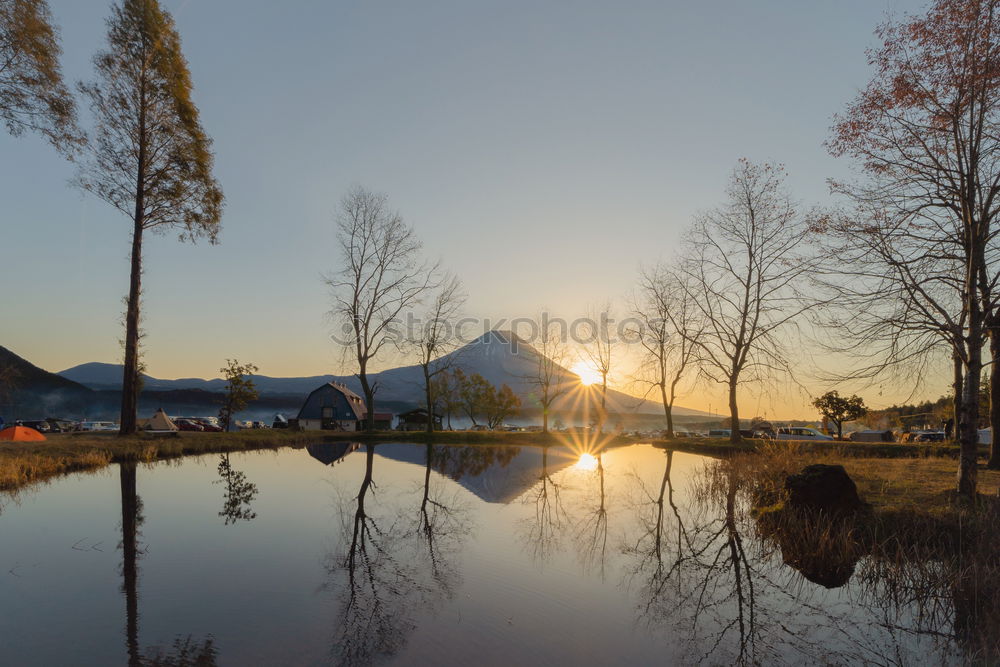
581 303 615 432
632 264 702 438
413 275 465 433
523 316 573 433
77 0 224 434
680 160 811 444
327 186 436 431
828 0 1000 492
0 0 80 151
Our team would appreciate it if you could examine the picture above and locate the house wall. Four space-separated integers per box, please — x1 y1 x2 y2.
299 418 360 432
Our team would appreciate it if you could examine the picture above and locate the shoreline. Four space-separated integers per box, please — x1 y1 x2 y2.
0 429 992 495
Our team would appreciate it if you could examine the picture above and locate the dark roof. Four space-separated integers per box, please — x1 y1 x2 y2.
297 382 367 421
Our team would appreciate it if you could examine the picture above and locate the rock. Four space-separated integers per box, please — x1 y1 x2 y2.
784 464 865 515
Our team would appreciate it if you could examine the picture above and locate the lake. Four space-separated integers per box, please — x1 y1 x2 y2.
0 441 969 665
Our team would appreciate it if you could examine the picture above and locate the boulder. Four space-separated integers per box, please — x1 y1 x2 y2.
784 464 865 515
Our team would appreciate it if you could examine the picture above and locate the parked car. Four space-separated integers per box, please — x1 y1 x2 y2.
911 430 946 443
76 421 119 432
776 427 834 441
18 420 51 433
251 421 269 429
708 429 731 438
194 419 223 432
46 419 75 433
174 419 205 432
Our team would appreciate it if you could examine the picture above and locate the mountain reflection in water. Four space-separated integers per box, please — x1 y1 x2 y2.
0 443 986 665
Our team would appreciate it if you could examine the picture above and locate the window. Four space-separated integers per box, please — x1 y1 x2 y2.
322 407 333 419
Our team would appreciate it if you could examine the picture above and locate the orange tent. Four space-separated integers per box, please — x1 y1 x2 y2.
0 426 47 442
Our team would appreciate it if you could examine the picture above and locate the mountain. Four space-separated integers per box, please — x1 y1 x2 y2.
0 346 95 417
57 330 709 419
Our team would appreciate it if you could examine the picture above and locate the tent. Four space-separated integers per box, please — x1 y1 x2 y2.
0 426 47 442
139 409 178 432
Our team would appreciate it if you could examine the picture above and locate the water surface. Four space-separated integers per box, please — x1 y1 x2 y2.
0 442 969 665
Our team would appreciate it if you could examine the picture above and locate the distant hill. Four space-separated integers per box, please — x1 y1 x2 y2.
57 330 710 420
0 346 95 417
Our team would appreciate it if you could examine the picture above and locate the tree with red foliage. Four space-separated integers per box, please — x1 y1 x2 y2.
828 0 1000 496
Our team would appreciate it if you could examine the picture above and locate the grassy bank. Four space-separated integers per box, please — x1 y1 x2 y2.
655 436 984 459
0 430 322 492
0 428 624 492
1 428 992 495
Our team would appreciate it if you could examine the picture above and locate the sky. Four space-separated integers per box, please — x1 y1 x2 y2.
0 0 936 419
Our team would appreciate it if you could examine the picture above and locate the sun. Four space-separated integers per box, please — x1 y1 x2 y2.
572 361 601 386
575 452 599 471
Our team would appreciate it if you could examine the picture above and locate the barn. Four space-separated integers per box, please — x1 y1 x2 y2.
297 382 394 431
297 382 367 431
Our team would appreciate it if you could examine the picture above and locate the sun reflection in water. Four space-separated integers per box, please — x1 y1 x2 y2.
575 452 599 471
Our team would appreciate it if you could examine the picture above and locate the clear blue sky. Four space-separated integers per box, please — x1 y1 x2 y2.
0 0 926 414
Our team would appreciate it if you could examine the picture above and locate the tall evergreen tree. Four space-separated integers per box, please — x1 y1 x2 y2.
0 0 80 151
77 0 223 434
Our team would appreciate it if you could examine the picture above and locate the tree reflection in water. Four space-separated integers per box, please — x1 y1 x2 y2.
327 443 471 666
616 452 995 664
623 452 763 664
119 462 218 666
215 454 258 525
519 446 569 563
572 452 609 579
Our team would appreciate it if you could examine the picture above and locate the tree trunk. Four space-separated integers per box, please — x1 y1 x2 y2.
358 368 375 432
989 332 1000 469
954 352 964 444
728 380 741 444
423 365 434 434
119 217 143 435
120 87 147 436
660 382 674 439
542 404 549 433
957 356 981 499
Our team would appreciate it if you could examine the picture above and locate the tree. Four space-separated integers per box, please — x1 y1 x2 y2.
581 303 614 431
454 369 492 427
327 186 435 431
681 160 811 444
0 0 80 151
484 384 520 430
811 391 867 440
524 316 573 433
431 369 460 430
413 275 465 433
78 0 223 435
217 359 258 432
632 264 701 438
828 0 1000 493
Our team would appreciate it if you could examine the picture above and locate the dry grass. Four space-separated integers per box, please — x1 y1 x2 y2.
0 430 323 492
0 450 112 491
0 428 592 493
